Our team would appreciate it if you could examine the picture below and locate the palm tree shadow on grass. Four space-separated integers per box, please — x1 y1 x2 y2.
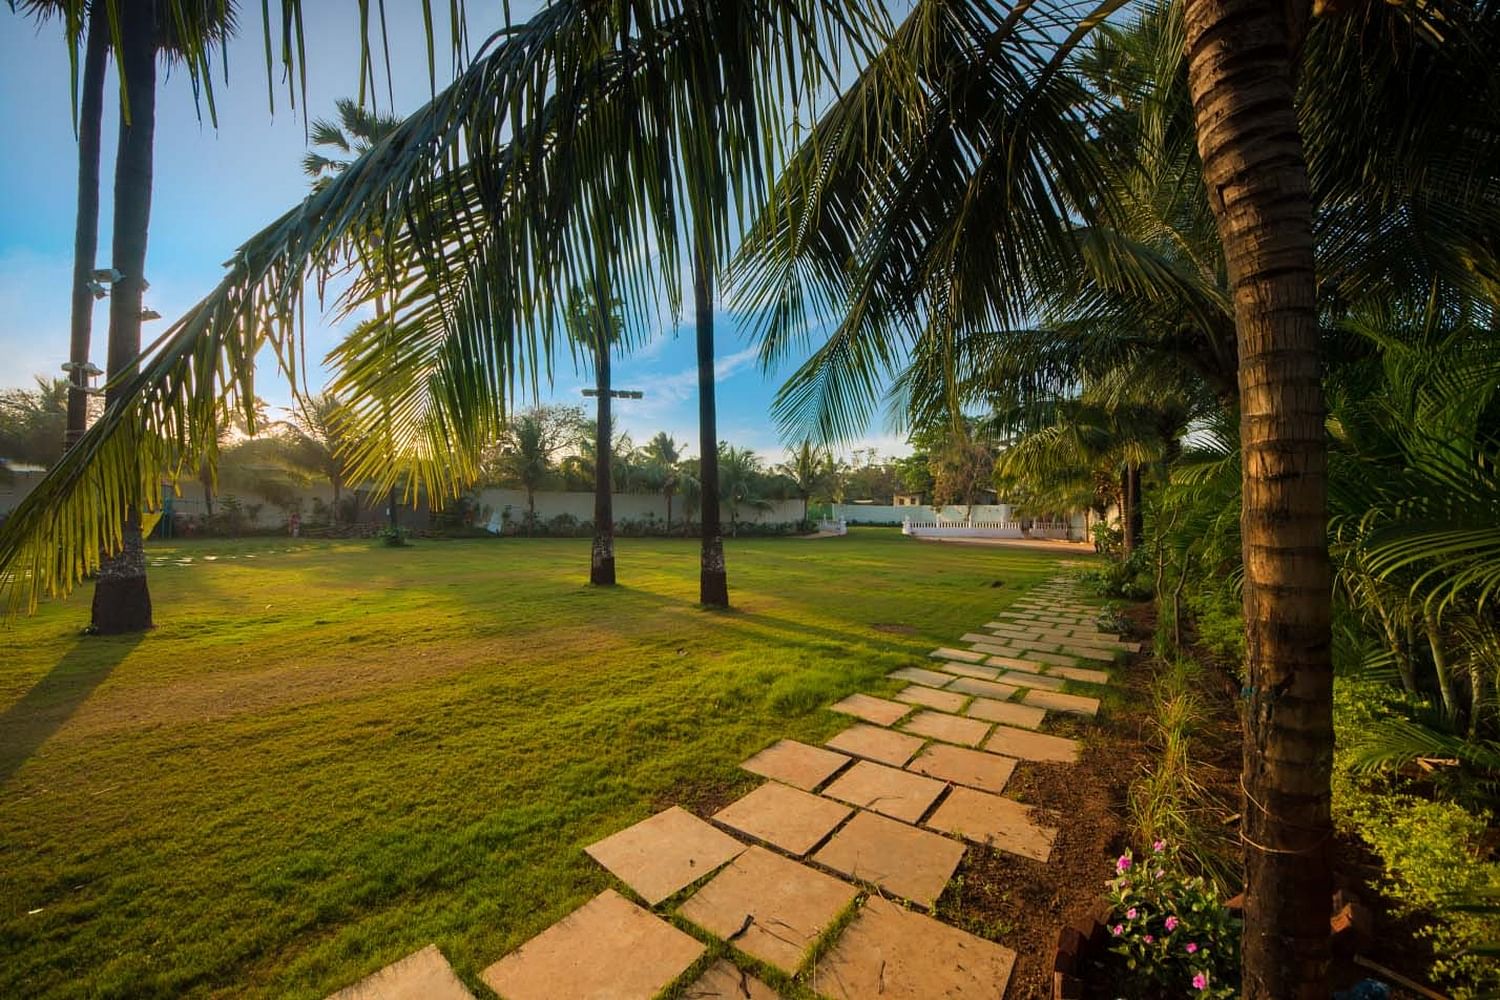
0 634 144 787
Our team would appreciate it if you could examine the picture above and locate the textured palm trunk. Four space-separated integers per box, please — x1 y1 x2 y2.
1183 0 1332 995
591 337 616 585
91 4 155 634
694 242 728 608
1121 464 1143 556
65 9 109 451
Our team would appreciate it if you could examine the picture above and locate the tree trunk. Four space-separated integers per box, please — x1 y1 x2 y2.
694 241 728 607
388 485 399 532
1425 619 1459 721
1122 464 1144 556
332 476 342 524
65 9 109 451
1183 0 1332 995
526 487 535 536
91 4 156 634
665 491 673 533
591 337 616 586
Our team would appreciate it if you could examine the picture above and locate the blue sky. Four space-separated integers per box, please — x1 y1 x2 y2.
0 5 910 462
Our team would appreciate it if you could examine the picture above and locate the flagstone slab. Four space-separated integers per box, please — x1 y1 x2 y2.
326 945 473 1000
982 724 1080 763
1018 649 1080 666
907 742 1017 794
960 631 1012 645
985 654 1044 673
995 670 1067 691
886 666 955 688
829 693 912 726
924 786 1058 862
1012 641 1062 655
816 895 1016 1000
967 641 1026 658
821 759 947 823
964 697 1047 730
1049 664 1111 685
681 959 780 1000
945 676 1022 701
811 809 964 908
678 846 856 976
481 889 704 1000
895 685 969 713
713 781 853 856
901 710 992 748
585 806 746 905
929 646 986 663
1022 688 1101 718
981 623 1035 637
826 723 925 767
741 739 850 791
938 660 1002 680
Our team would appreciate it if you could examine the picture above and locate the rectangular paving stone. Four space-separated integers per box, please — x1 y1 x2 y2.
482 889 704 1000
585 806 746 905
964 697 1047 730
812 809 965 908
678 846 857 976
1019 649 1078 666
830 692 912 726
945 676 1021 701
327 945 473 1000
981 622 1034 636
887 665 955 688
741 739 850 791
1022 689 1101 718
967 641 1027 658
821 759 947 823
901 710 992 748
1013 641 1061 655
939 660 1002 680
713 781 853 856
907 742 1016 794
925 786 1058 862
826 723 926 767
959 631 1010 645
1059 645 1117 662
995 670 1067 691
681 959 779 1000
982 724 1081 763
818 895 1016 1000
895 685 969 713
929 646 986 663
1049 664 1111 685
985 654 1044 673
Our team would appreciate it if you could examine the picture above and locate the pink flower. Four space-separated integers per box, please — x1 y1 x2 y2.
1117 854 1133 873
1186 942 1198 954
1164 916 1179 932
1126 908 1137 919
1143 935 1154 944
1154 868 1165 878
1111 924 1123 936
1193 973 1208 990
1153 839 1165 852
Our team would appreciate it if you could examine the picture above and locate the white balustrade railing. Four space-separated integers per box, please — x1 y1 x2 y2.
902 517 1075 540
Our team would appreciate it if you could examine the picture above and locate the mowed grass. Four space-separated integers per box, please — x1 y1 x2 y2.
0 529 1071 999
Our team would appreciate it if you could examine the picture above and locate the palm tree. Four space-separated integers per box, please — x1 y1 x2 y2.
718 444 766 538
777 440 824 524
493 409 571 535
566 287 624 585
643 432 683 533
302 97 404 190
281 393 353 521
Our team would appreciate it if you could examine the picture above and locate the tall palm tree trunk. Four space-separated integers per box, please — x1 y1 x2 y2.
1183 0 1332 995
1121 464 1143 556
91 3 155 634
65 8 109 451
695 241 728 607
591 337 616 585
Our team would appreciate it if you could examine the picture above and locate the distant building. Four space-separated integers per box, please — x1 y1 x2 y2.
893 492 925 506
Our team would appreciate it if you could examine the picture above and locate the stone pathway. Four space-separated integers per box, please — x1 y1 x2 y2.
323 574 1130 999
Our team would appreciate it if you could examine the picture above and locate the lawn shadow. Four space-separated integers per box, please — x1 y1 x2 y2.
0 634 144 787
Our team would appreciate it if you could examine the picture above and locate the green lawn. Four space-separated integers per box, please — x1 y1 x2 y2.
0 530 1077 998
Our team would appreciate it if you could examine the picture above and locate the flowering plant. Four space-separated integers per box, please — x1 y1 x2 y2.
1104 841 1239 998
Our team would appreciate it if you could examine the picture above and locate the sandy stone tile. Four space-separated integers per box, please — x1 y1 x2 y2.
1022 688 1101 718
829 693 912 726
995 670 1067 691
886 666 955 688
678 846 856 975
945 676 1021 701
964 697 1047 730
812 810 965 907
959 631 1010 645
326 945 473 1000
985 654 1044 673
713 781 853 856
585 806 746 905
907 742 1016 794
924 786 1058 861
816 895 1016 999
895 685 969 713
826 723 926 767
1049 664 1111 685
901 710 992 748
968 641 1025 657
1058 645 1117 662
680 959 779 1000
821 759 947 823
982 724 1080 763
1014 641 1062 655
741 739 850 791
938 660 1002 680
928 646 986 663
481 890 704 1000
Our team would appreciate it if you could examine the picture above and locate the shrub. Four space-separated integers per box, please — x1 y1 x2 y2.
1105 842 1240 999
377 525 409 547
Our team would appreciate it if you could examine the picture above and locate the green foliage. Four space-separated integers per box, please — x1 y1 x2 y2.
1079 550 1153 601
0 377 70 471
1105 843 1240 999
376 525 409 547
